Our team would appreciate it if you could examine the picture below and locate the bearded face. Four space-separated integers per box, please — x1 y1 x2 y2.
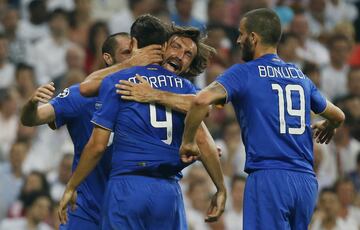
241 35 255 62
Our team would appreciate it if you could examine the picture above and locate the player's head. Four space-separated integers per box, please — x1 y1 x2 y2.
102 32 131 66
237 8 281 62
130 14 168 49
163 25 215 77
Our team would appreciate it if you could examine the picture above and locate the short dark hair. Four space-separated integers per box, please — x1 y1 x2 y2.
243 8 282 46
327 34 351 50
302 62 319 76
22 191 52 210
169 25 216 78
102 32 130 57
48 8 68 21
130 14 168 48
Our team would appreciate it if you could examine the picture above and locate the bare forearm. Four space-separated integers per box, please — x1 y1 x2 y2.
196 123 226 191
153 91 195 113
183 102 209 143
319 100 345 128
80 62 132 96
66 143 104 190
21 101 39 126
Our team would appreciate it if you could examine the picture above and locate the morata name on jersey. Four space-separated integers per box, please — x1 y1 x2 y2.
258 65 306 79
128 75 184 88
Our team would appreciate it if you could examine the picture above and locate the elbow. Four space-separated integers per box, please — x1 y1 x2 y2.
79 82 90 97
337 109 346 125
91 142 107 157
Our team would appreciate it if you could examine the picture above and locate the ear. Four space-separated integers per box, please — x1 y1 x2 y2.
131 37 138 51
251 32 259 45
102 53 113 66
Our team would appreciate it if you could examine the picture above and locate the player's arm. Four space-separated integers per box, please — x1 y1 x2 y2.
195 122 226 222
116 74 195 113
58 126 110 224
79 45 162 97
180 82 227 157
312 100 345 144
20 82 56 127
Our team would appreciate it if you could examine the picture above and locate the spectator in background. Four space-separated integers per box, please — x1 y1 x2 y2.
84 21 109 73
313 143 337 192
15 63 37 107
18 0 49 44
0 141 28 220
348 153 360 192
0 7 30 64
0 191 53 230
331 117 360 176
0 88 19 160
7 171 50 218
321 34 352 101
347 67 360 98
325 0 358 28
224 175 245 230
305 0 332 39
30 8 73 85
273 0 294 30
311 188 357 230
289 9 330 67
277 32 303 68
108 0 155 34
68 0 93 48
53 44 85 92
336 178 360 228
0 34 15 89
171 0 205 31
302 62 321 88
48 153 73 202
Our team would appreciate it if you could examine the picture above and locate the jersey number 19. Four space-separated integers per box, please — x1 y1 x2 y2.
272 84 305 135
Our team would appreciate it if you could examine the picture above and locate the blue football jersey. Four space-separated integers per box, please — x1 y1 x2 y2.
49 84 112 224
216 54 327 174
92 64 197 179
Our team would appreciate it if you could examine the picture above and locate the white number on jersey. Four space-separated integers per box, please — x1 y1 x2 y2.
149 103 173 144
272 84 305 135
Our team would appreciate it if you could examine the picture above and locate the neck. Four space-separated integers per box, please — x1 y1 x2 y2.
11 166 22 178
26 217 38 230
232 203 243 213
322 216 337 229
254 46 277 59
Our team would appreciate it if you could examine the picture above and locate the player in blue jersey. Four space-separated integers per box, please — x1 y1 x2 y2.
20 33 163 230
58 15 226 229
180 8 345 230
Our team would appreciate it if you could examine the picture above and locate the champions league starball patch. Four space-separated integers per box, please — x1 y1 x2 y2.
58 88 70 98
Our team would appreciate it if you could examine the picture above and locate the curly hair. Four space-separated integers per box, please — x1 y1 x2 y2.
168 25 216 78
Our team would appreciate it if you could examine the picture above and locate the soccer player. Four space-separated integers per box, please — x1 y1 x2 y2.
20 33 162 230
58 15 226 229
180 8 345 229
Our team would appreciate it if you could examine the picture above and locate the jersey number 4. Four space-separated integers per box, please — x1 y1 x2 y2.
272 84 305 135
149 104 173 144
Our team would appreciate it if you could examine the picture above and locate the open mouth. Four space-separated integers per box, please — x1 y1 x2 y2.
166 59 181 72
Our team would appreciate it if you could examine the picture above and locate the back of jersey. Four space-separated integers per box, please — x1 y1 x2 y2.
216 54 327 174
92 65 197 178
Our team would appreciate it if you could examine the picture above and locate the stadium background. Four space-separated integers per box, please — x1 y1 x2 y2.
0 0 359 229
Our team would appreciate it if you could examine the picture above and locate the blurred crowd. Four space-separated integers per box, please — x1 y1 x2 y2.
0 0 359 229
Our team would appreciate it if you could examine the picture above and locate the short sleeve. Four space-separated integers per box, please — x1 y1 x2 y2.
215 64 248 103
309 79 327 114
91 76 120 131
49 87 78 128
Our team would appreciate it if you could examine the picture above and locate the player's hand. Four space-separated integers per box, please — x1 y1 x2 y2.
58 187 77 224
116 74 155 103
129 40 163 66
179 142 201 163
311 120 336 144
205 190 226 222
30 82 55 104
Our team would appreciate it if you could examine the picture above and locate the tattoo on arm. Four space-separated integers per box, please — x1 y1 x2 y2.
204 82 227 105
